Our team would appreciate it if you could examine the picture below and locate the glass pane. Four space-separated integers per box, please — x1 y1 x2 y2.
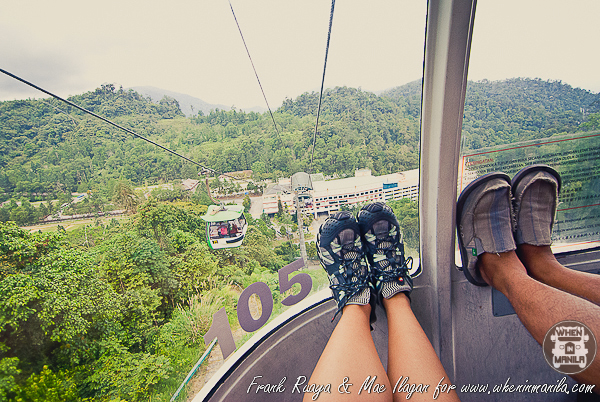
459 131 600 251
461 0 600 252
199 0 428 392
0 2 427 400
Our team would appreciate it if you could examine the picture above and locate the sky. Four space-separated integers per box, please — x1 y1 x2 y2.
1 0 599 110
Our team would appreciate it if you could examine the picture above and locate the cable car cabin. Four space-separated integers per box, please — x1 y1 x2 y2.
201 205 248 250
193 1 600 401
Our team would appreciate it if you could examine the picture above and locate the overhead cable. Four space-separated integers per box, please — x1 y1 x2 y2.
309 0 336 173
0 68 250 183
228 0 283 144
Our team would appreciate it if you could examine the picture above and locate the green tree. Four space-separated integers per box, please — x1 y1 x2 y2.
96 231 175 311
12 366 79 402
306 241 318 260
0 221 61 278
242 195 251 212
170 242 220 297
388 198 419 250
0 357 20 401
241 226 283 271
86 345 171 401
135 199 206 250
580 112 600 131
113 181 139 214
274 241 300 264
276 199 284 219
0 245 120 375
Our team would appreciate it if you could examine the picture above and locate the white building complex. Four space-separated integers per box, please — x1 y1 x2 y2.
262 168 419 217
262 179 296 215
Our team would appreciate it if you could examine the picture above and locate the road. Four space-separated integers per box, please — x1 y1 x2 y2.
248 196 263 219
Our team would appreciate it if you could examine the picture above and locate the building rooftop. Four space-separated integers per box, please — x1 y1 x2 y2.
291 172 312 192
310 173 325 182
263 183 292 196
312 169 419 194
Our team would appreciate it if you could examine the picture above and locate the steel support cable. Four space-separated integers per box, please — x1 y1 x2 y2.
309 0 336 174
0 68 251 183
228 0 283 145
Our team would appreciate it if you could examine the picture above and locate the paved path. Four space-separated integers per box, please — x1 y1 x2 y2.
248 196 263 219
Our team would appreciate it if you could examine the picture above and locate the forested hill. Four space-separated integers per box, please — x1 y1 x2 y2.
1 78 599 206
0 84 188 202
382 78 600 149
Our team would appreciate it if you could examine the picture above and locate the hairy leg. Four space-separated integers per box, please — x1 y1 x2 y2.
383 294 460 402
517 244 600 306
479 251 600 390
304 304 392 402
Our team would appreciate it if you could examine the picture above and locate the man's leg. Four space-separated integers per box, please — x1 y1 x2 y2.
479 250 600 390
517 244 600 306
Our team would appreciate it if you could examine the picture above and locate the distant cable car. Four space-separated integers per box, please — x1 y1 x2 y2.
201 204 248 250
198 170 248 250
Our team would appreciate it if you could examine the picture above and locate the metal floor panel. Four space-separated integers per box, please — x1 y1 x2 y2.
195 249 599 402
450 280 577 402
446 248 600 402
195 289 388 402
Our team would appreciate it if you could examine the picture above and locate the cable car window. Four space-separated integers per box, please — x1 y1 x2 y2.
0 0 431 399
460 0 600 253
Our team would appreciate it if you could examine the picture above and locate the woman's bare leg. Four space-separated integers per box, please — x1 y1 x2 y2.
383 294 460 402
479 251 600 390
304 304 392 402
517 244 600 306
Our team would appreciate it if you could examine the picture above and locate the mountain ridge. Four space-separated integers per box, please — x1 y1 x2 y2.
129 85 266 116
1 77 599 209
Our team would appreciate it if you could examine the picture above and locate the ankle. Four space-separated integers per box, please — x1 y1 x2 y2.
342 302 372 318
517 244 560 279
381 292 410 311
478 251 527 291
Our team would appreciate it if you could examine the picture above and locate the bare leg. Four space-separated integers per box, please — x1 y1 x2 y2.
304 304 392 402
383 294 460 402
479 251 600 389
517 244 600 306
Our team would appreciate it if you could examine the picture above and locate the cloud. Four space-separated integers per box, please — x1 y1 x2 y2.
1 0 598 106
0 25 90 101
